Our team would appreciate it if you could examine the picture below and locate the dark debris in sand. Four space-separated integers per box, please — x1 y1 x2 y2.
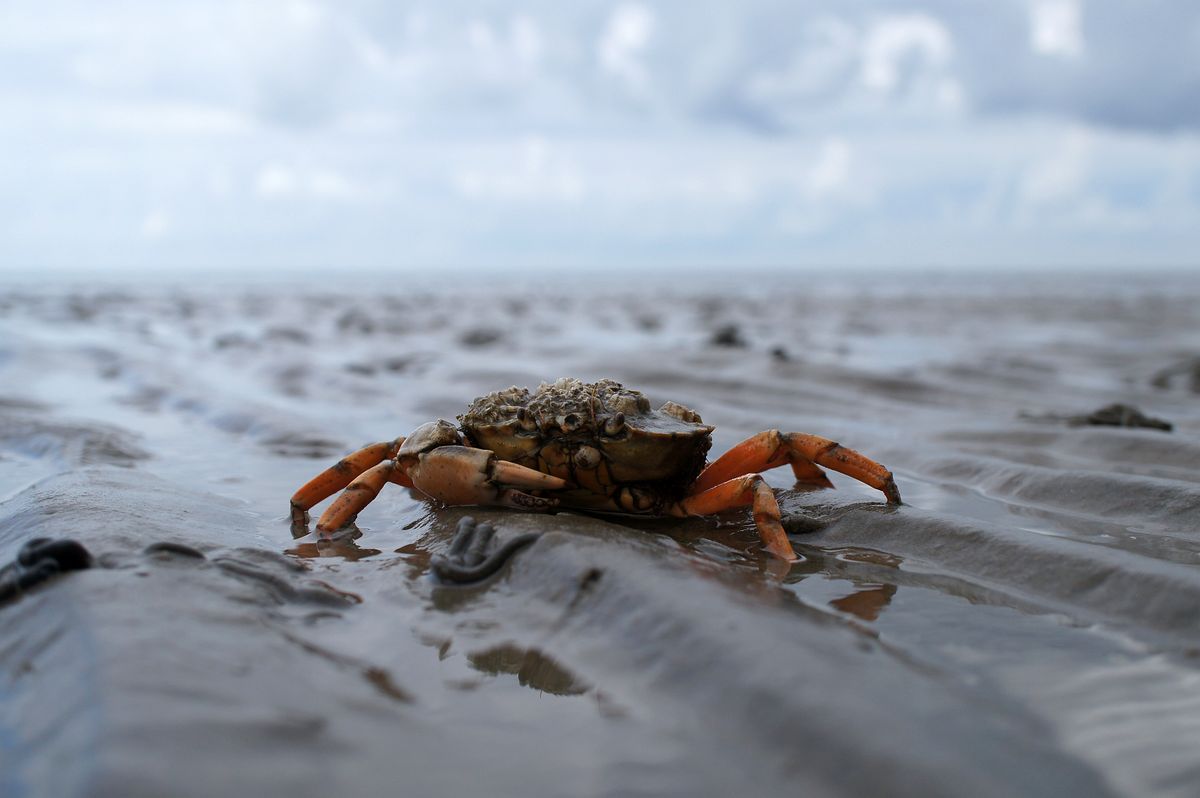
1022 402 1174 431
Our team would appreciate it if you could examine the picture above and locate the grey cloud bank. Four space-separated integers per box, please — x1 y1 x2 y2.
1 0 1198 273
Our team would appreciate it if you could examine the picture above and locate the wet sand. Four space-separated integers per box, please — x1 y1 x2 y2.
1 271 1198 797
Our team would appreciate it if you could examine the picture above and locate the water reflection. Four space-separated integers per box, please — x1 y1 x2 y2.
467 644 589 696
829 584 898 622
784 545 904 623
396 540 433 579
287 526 382 561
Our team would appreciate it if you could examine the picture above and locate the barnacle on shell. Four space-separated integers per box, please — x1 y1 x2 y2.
659 401 703 424
458 386 530 425
460 378 704 440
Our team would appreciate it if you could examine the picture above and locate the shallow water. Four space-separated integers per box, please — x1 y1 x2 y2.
1 270 1199 797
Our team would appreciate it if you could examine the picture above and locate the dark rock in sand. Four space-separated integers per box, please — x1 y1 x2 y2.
213 331 257 350
1021 403 1174 432
1070 403 1173 431
343 362 377 376
262 326 312 346
0 537 92 605
459 327 504 347
335 308 376 335
709 323 747 348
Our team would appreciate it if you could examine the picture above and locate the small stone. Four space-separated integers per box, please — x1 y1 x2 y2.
710 324 747 348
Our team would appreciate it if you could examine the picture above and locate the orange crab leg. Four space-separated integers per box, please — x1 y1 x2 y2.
692 430 900 504
290 438 409 528
316 461 411 533
674 474 796 561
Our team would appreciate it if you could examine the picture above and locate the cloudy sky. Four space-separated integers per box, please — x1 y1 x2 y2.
2 0 1198 274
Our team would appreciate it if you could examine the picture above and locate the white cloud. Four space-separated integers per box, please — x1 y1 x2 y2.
139 210 170 239
92 103 251 135
467 20 496 52
935 78 965 112
808 138 854 198
860 14 953 92
735 12 961 130
463 14 547 85
2 0 1199 273
255 164 299 198
452 136 586 202
511 15 544 67
255 164 368 201
673 165 755 205
1018 129 1092 209
745 17 858 104
1029 0 1085 60
773 137 866 236
207 169 234 198
308 169 362 200
597 3 656 91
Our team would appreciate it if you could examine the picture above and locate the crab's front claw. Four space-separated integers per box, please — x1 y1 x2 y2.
408 446 567 510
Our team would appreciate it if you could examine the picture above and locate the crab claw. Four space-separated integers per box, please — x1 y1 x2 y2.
408 446 566 511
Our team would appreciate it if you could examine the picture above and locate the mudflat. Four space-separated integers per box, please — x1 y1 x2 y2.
1 271 1198 797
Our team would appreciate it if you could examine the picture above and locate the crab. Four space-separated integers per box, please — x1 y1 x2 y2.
290 378 901 561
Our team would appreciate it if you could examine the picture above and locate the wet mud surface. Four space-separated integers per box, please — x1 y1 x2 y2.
1 272 1199 797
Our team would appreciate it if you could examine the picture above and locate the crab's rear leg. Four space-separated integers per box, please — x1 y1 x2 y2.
290 438 411 531
692 430 901 504
673 474 796 561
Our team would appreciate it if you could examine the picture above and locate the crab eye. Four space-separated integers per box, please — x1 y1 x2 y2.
603 413 625 436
